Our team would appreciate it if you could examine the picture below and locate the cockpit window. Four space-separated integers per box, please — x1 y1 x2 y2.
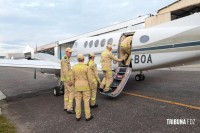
100 39 106 47
89 40 93 48
94 40 99 47
107 38 113 45
84 41 88 48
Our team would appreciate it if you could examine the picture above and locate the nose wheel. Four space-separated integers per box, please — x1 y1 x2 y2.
135 74 145 81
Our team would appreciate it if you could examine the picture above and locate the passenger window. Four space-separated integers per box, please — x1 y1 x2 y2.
107 38 113 45
84 41 88 48
100 39 106 47
89 40 93 48
94 40 99 47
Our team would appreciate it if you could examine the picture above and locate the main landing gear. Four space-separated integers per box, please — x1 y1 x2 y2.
135 72 145 81
53 81 64 96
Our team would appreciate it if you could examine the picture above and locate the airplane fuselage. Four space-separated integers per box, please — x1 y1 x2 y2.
71 13 200 72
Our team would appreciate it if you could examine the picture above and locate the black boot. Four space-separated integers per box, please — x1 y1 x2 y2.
90 104 98 108
86 115 93 121
99 88 103 92
76 117 81 121
67 110 75 114
104 89 112 93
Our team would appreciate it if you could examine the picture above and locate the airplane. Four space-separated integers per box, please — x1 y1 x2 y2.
0 12 200 97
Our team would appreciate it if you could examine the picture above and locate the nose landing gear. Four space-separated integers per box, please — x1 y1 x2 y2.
135 72 145 81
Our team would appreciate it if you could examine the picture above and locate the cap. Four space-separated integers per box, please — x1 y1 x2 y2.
107 44 112 48
89 52 95 57
77 53 84 60
65 47 72 52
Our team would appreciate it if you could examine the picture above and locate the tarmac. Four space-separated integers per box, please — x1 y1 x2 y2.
0 67 200 133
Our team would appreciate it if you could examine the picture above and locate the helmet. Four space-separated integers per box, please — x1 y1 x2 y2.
77 53 84 60
65 47 72 52
89 52 95 57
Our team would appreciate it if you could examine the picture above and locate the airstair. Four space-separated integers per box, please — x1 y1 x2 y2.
100 67 132 97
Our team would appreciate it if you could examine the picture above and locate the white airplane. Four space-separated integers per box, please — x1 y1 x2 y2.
0 12 200 97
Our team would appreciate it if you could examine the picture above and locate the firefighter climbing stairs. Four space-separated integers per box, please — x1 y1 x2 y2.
100 67 132 97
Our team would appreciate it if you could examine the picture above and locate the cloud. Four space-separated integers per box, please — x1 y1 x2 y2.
0 44 25 56
0 0 176 56
20 2 40 8
47 3 55 7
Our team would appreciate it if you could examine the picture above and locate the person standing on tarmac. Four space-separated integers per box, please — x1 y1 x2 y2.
99 44 124 93
87 52 101 108
60 47 75 114
119 36 133 66
71 53 94 121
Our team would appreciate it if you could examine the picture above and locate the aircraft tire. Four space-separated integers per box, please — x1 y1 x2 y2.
140 74 145 81
135 74 141 81
53 86 61 96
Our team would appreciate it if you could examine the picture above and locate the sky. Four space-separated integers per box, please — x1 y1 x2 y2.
0 0 176 56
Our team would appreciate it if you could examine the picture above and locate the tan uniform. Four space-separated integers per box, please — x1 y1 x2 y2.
120 36 132 65
100 49 122 91
87 60 100 106
71 63 94 119
61 55 74 111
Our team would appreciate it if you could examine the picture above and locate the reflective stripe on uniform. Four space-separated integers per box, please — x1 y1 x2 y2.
64 98 69 101
93 79 97 84
76 109 81 113
120 44 127 47
60 77 65 81
85 109 90 113
108 71 112 75
61 77 71 82
88 61 93 66
105 84 110 88
69 100 73 103
101 51 107 56
74 65 85 71
102 67 110 71
91 97 96 101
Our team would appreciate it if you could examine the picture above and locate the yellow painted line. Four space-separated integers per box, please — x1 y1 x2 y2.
122 92 200 111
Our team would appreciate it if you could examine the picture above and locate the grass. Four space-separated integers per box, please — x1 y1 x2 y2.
0 114 17 133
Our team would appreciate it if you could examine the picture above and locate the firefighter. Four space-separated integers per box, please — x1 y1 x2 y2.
60 47 75 114
119 36 133 66
87 52 101 108
71 53 94 121
99 44 123 93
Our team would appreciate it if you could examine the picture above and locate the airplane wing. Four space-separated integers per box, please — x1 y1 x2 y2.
0 59 60 69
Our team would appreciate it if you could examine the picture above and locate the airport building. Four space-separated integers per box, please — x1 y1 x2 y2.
145 0 200 28
36 0 200 59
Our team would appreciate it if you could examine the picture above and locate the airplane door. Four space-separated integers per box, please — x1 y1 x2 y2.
118 33 134 67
